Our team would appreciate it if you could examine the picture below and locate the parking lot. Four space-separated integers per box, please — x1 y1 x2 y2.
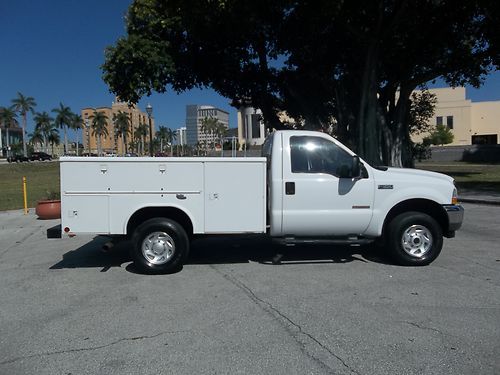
0 203 499 375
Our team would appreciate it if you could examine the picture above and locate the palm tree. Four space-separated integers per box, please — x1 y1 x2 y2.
156 126 169 153
201 117 222 151
113 111 131 154
71 113 83 156
0 107 18 157
33 111 53 154
47 128 60 157
90 110 109 156
167 128 177 156
11 92 36 157
214 122 227 156
135 123 148 155
52 103 72 155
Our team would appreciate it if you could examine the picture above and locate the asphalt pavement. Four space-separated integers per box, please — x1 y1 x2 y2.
0 203 499 375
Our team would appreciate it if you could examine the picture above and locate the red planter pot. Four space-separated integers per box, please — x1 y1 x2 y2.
36 200 61 220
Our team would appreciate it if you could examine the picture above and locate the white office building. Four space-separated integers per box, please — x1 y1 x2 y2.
237 106 266 147
176 127 187 145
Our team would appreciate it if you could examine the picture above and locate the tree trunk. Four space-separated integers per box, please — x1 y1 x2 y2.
63 125 68 155
356 44 382 165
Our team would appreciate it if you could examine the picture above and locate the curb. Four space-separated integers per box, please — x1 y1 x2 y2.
460 198 500 206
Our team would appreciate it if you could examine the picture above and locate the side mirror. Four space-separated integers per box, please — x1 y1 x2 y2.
352 155 361 178
338 155 362 179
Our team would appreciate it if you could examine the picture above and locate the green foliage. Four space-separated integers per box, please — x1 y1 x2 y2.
409 90 437 136
427 125 455 146
12 92 37 157
0 106 18 130
412 141 432 162
90 110 109 155
103 0 498 166
113 111 131 153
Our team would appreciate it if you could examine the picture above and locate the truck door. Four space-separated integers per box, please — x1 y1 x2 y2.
281 134 375 236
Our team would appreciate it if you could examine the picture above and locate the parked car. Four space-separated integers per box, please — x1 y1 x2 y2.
7 154 30 163
30 152 52 161
154 152 168 157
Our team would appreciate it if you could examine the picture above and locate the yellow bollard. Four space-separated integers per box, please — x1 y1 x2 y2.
23 176 28 215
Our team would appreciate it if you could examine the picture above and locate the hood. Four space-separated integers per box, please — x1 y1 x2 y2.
384 167 454 184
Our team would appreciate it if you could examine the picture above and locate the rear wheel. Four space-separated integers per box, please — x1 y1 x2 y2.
131 218 189 273
387 212 443 266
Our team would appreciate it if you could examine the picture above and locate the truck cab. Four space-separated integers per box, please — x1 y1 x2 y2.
264 130 463 263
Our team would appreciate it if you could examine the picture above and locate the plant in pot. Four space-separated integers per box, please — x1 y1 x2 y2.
36 190 61 220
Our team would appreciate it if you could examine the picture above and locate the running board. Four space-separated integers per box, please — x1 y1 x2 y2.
274 236 375 247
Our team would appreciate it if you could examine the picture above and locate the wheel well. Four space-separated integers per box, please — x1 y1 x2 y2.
382 199 448 235
126 207 194 237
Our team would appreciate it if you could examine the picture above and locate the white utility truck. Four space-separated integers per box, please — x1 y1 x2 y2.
58 130 463 272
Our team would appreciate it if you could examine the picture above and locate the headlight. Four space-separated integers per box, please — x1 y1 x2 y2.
452 187 458 205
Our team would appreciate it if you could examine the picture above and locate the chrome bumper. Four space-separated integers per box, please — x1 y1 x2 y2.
443 204 464 232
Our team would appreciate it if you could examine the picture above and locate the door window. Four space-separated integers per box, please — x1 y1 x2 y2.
290 136 353 177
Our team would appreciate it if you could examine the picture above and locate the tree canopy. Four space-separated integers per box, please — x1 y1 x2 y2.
103 0 499 166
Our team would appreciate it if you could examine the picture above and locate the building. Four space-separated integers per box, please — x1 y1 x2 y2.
81 98 155 155
414 87 500 145
176 127 187 146
237 107 266 147
186 105 229 146
0 124 23 157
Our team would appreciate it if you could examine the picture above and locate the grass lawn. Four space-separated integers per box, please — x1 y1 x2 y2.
417 162 500 193
0 161 60 211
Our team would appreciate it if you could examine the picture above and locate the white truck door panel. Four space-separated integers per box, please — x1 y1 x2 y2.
204 161 266 233
281 135 375 236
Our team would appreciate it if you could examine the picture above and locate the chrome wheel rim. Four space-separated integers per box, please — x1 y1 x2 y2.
141 231 175 265
401 225 433 258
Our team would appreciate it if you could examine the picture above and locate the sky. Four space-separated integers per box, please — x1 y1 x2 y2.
1 0 499 141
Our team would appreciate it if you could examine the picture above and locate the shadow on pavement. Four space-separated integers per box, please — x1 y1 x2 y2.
50 234 391 274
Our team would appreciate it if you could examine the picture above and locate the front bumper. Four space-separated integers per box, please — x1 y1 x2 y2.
443 204 464 235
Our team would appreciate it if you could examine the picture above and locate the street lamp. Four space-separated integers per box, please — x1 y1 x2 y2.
146 103 153 157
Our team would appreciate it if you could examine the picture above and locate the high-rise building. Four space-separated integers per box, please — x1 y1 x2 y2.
176 127 187 146
81 98 154 155
186 105 229 145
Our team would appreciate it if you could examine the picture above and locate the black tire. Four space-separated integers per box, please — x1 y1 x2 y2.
387 211 443 266
131 218 189 273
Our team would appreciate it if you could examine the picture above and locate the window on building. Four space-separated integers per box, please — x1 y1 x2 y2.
446 116 454 129
251 114 261 139
436 116 443 126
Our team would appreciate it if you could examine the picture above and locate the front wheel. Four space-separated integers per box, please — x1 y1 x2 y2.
387 212 443 266
131 218 189 273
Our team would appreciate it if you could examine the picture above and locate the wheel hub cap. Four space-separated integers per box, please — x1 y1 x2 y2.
401 225 433 258
142 232 175 265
